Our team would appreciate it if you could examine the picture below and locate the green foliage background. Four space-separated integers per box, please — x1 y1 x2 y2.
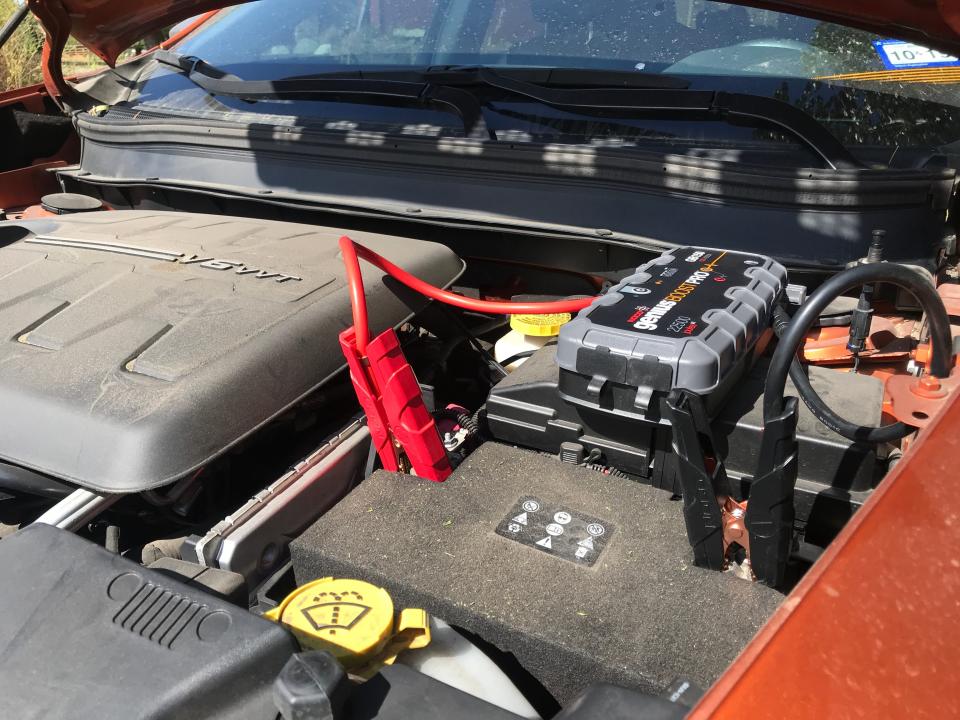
0 0 124 92
0 0 44 91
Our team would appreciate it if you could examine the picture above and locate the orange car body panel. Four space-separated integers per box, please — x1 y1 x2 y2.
25 0 245 66
0 160 73 208
692 388 960 719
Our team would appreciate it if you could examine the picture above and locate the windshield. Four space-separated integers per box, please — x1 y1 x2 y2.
128 0 960 161
174 0 939 76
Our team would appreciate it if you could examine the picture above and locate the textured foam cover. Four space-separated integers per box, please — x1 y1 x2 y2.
291 443 782 703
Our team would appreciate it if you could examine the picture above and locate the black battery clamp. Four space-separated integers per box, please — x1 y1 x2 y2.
556 246 798 584
745 261 954 586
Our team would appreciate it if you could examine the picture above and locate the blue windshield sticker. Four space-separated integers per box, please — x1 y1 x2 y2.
873 40 960 70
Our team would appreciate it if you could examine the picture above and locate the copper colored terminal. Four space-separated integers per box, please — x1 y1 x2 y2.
914 375 945 397
720 497 751 566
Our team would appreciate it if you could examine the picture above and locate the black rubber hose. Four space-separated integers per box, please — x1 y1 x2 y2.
765 263 953 443
772 306 912 443
0 461 73 500
498 349 537 368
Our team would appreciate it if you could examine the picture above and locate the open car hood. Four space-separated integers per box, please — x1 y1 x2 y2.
25 0 960 67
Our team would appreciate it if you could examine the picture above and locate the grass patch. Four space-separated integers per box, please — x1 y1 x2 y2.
0 0 144 93
0 0 44 91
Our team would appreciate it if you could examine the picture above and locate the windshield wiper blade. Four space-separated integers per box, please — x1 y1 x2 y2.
470 66 862 170
152 52 858 169
153 50 492 139
270 65 691 90
355 65 692 90
319 65 857 169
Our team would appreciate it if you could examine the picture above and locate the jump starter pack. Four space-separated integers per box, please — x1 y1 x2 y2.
289 246 877 699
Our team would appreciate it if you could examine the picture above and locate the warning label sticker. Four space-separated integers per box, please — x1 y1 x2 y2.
496 496 613 566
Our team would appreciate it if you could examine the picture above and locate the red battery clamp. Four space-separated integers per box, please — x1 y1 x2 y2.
337 234 594 482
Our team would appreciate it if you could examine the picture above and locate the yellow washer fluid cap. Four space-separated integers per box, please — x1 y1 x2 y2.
509 313 572 337
267 578 395 665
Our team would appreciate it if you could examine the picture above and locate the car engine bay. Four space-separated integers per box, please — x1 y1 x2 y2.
0 193 958 718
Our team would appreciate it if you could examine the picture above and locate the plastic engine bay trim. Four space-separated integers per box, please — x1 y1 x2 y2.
0 210 463 493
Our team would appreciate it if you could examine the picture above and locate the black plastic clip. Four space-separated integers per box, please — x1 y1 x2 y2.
744 396 799 588
665 390 732 571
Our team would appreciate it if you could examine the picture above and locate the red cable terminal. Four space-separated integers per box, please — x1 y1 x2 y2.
340 327 452 481
338 235 451 480
337 233 598 481
339 327 400 473
340 328 452 482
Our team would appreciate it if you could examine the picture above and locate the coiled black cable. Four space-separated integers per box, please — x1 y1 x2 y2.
457 410 480 436
433 407 482 439
772 306 911 443
765 263 953 444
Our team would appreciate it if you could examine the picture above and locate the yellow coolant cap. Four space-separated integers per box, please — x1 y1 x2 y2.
267 578 395 665
510 312 572 337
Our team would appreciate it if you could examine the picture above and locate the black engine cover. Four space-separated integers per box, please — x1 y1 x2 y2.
0 524 298 720
0 211 462 492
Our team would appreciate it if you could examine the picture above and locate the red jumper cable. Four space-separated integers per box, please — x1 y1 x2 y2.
337 235 596 481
